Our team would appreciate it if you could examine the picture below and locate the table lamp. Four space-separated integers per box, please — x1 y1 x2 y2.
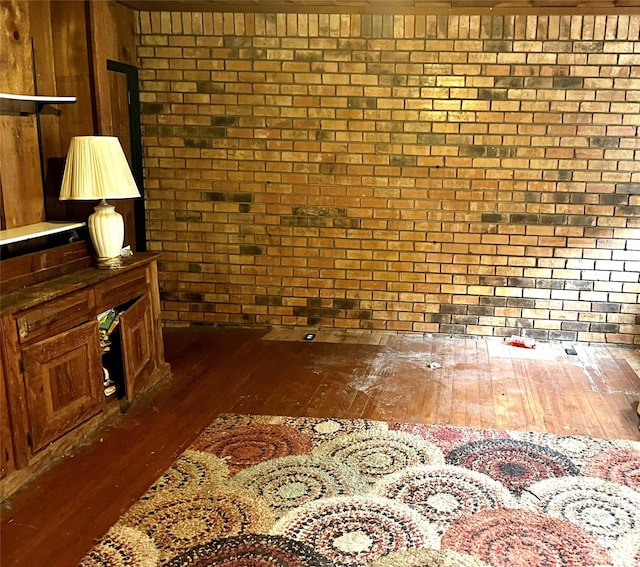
60 136 141 269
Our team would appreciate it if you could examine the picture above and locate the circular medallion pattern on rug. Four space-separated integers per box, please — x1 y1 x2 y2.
390 423 511 457
165 534 334 567
609 530 640 567
441 507 613 567
372 464 518 534
232 454 368 518
190 424 313 474
120 486 275 561
202 414 260 432
143 450 229 500
520 476 640 550
581 447 640 490
368 547 492 567
314 430 444 485
272 495 439 567
510 431 634 464
284 416 388 443
446 438 579 495
78 526 159 567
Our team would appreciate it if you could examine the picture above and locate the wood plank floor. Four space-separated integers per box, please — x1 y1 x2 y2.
1 326 639 567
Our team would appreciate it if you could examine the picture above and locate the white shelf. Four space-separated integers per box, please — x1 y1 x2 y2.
0 221 86 246
0 93 77 115
0 93 77 104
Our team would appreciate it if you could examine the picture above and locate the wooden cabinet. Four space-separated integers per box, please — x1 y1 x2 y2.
120 294 156 401
0 252 170 499
22 321 104 453
0 349 16 479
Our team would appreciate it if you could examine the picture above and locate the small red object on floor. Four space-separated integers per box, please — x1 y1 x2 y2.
508 335 536 349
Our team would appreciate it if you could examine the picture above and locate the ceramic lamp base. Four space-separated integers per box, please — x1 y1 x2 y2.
95 255 123 269
88 199 124 269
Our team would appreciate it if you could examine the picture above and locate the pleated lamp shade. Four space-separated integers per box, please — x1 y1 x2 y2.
60 136 140 200
60 136 141 269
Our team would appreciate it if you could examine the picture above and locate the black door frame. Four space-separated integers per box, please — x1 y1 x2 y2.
106 59 147 252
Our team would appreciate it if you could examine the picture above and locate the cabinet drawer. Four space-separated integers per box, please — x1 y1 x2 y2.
16 292 91 344
94 267 148 312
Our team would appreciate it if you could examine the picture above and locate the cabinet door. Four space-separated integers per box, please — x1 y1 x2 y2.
0 345 16 478
23 321 104 453
120 294 156 401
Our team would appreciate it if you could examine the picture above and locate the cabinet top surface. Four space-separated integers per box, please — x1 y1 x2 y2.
0 253 161 315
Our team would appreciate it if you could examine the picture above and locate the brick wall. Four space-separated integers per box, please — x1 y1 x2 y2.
136 12 640 344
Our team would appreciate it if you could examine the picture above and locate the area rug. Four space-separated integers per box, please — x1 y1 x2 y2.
79 414 640 567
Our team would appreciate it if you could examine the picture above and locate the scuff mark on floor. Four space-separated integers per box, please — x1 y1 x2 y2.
576 356 607 393
573 349 639 395
348 368 379 394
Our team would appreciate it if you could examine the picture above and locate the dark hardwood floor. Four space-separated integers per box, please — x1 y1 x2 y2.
1 326 639 566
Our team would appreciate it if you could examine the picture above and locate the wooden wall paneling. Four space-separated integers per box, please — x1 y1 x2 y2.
113 0 138 65
106 60 148 251
29 0 67 221
49 1 94 141
89 0 138 250
1 0 139 236
89 0 137 136
107 71 137 250
88 1 113 137
47 0 97 226
29 0 59 154
0 1 46 230
108 73 132 160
